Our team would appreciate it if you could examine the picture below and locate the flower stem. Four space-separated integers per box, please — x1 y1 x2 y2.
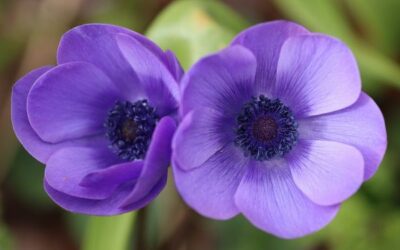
135 207 148 250
83 213 136 250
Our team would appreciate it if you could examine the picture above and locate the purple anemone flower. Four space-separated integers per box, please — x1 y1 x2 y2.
11 24 182 215
172 21 387 238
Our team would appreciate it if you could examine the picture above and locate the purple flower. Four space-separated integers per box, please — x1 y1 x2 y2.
11 24 182 215
172 21 387 238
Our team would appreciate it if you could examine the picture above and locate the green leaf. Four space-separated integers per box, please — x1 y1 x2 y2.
146 0 248 69
83 213 135 250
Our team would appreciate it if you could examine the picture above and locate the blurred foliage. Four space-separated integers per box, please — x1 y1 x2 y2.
83 213 135 250
147 0 248 69
85 0 158 32
66 213 88 243
7 149 55 211
0 217 13 250
346 0 400 55
1 0 400 250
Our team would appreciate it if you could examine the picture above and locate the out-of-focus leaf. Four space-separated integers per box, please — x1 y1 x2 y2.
354 44 400 88
146 0 249 69
66 213 89 243
0 37 24 70
83 213 135 250
302 194 378 250
275 0 400 91
213 216 301 250
0 218 13 250
274 0 356 43
88 0 151 32
8 148 55 210
345 0 400 55
362 150 396 204
379 212 400 249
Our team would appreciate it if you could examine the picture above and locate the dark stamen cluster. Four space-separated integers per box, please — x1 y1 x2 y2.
234 95 298 161
104 100 158 161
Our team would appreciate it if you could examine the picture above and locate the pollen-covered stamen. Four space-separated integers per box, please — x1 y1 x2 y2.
234 95 298 161
104 100 159 161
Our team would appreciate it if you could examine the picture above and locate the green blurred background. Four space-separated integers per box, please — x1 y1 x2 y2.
1 0 400 249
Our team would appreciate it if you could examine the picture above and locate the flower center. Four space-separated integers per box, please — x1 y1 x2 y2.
252 116 278 142
234 95 298 161
104 100 158 161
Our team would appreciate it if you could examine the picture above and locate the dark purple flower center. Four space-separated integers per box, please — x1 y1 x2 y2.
104 100 158 161
234 95 298 161
252 116 278 141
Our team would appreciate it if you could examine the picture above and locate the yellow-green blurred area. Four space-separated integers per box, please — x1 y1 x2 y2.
0 0 400 249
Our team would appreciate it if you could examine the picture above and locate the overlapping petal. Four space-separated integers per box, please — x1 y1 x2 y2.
12 66 53 162
274 35 361 117
121 116 176 206
234 162 339 239
80 161 142 189
58 24 159 99
289 140 364 206
44 175 167 215
45 146 123 199
44 117 174 213
11 66 106 163
116 34 179 116
180 45 257 116
232 20 309 94
299 93 387 179
27 62 121 143
172 108 235 170
173 144 248 219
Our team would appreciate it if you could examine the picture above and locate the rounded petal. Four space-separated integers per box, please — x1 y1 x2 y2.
80 161 142 189
44 175 167 215
173 144 248 220
290 140 364 206
121 116 176 206
57 24 167 99
298 93 387 180
11 66 104 163
45 146 125 199
231 20 309 94
234 162 339 239
11 66 54 162
122 174 167 211
172 108 234 170
274 35 361 117
27 62 121 143
116 33 179 116
181 45 257 116
44 163 167 216
45 181 131 215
